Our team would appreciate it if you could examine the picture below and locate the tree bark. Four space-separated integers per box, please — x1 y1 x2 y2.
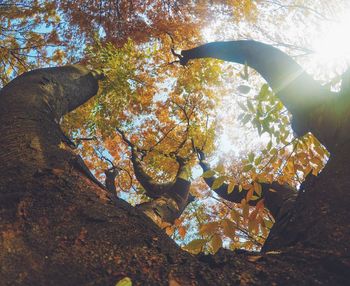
0 65 349 285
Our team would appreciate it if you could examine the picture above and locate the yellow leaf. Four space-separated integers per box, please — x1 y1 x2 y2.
116 277 132 286
230 209 240 222
160 221 171 229
211 176 225 190
263 218 274 229
227 181 235 194
202 170 215 178
215 163 226 173
242 204 249 220
221 219 236 239
184 239 207 254
253 182 262 196
248 218 258 233
210 234 222 254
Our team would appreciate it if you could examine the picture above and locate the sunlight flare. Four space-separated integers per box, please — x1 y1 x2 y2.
312 9 350 66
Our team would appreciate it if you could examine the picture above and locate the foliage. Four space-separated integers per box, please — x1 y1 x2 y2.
0 1 64 85
1 0 338 254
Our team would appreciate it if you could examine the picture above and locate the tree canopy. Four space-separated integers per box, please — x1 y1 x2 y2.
0 0 348 259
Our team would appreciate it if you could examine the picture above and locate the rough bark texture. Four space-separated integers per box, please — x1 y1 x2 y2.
0 49 349 285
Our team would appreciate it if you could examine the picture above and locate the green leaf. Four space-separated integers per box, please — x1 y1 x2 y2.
243 164 253 172
247 100 255 112
266 141 272 150
116 277 132 286
241 114 251 125
202 170 215 178
259 84 269 99
248 152 255 162
237 101 247 111
254 156 262 165
238 85 251 94
212 176 226 190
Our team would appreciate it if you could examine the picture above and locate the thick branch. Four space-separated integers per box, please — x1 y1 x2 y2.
1 65 103 120
116 127 171 198
181 41 326 109
0 65 105 190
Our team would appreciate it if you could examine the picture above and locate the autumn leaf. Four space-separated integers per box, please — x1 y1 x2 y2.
231 209 240 222
166 227 174 236
184 239 207 254
222 219 236 239
178 226 187 238
247 255 263 263
210 234 222 254
199 222 219 236
253 182 262 196
243 164 253 172
202 170 215 178
115 277 132 286
227 181 235 194
211 176 226 190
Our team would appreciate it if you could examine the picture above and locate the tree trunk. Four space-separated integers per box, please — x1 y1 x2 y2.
0 65 349 285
